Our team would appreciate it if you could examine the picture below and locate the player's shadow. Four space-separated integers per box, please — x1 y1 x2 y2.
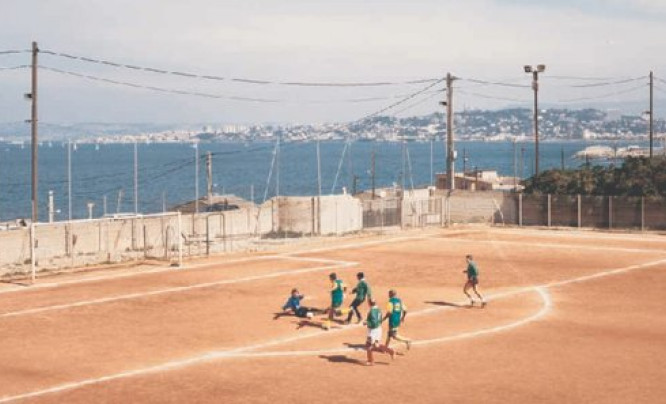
424 300 461 307
319 355 382 366
295 320 325 330
343 342 367 350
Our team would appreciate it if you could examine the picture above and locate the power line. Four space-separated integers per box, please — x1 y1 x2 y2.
0 50 30 55
567 76 645 88
460 78 530 89
40 65 280 103
553 83 646 103
393 89 445 116
40 49 439 87
457 89 528 103
0 65 29 71
39 65 441 104
546 75 634 81
354 77 447 122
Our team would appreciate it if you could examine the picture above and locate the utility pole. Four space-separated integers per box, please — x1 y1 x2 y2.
133 141 138 215
206 151 213 207
443 72 456 190
401 139 406 191
116 189 123 214
513 140 518 191
649 71 654 158
67 140 72 221
524 64 546 183
194 142 199 213
30 41 39 223
276 136 281 197
429 136 434 186
561 146 565 170
371 146 376 199
316 141 322 197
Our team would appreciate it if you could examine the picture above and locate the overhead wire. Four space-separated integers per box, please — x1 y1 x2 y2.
40 49 439 87
0 65 29 71
39 65 443 104
553 83 646 103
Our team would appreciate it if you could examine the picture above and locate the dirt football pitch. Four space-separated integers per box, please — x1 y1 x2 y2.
1 227 665 403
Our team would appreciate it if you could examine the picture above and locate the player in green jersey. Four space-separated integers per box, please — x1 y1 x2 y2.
463 254 485 307
346 272 371 324
324 272 347 330
364 299 395 366
383 289 412 350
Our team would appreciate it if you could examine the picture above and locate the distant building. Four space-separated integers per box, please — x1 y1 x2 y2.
436 170 522 192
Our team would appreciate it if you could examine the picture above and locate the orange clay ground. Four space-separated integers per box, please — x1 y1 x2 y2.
0 226 665 403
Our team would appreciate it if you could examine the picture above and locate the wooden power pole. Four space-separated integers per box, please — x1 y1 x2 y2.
649 71 654 158
443 73 456 190
30 41 39 223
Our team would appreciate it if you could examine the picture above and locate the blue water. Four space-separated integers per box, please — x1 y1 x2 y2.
0 140 647 221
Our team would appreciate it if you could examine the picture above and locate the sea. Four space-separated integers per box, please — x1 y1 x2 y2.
0 139 649 221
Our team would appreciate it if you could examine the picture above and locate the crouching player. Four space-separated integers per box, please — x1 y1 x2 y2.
275 288 319 319
365 299 395 366
384 289 412 351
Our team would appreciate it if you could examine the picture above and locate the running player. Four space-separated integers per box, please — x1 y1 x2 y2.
364 299 395 366
324 272 347 330
346 272 371 324
384 289 412 350
463 254 485 307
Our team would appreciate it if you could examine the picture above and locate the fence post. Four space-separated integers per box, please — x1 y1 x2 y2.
380 199 384 232
143 224 147 259
205 215 210 256
30 223 36 283
608 196 613 230
577 194 581 228
177 211 183 267
518 193 523 227
641 196 645 232
548 194 552 227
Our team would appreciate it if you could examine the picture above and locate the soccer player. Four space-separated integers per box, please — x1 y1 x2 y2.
463 254 485 307
364 299 395 366
346 272 371 324
275 288 319 319
324 272 347 330
384 289 412 350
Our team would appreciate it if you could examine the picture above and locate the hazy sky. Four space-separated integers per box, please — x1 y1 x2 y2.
1 0 665 124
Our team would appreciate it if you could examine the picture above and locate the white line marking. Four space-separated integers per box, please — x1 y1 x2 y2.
492 227 666 243
0 261 356 318
430 237 666 255
1 240 664 402
0 255 288 296
215 287 552 358
0 287 548 404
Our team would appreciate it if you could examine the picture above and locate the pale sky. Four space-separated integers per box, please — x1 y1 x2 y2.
0 0 665 124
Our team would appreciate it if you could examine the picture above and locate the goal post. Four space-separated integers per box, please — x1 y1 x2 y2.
28 211 182 276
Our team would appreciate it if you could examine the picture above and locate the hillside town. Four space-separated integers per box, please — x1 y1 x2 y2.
0 108 664 145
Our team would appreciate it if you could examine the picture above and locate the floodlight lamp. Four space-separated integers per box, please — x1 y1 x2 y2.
524 65 532 73
537 64 546 73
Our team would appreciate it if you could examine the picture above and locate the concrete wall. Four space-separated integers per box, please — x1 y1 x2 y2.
445 191 517 225
274 194 363 236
